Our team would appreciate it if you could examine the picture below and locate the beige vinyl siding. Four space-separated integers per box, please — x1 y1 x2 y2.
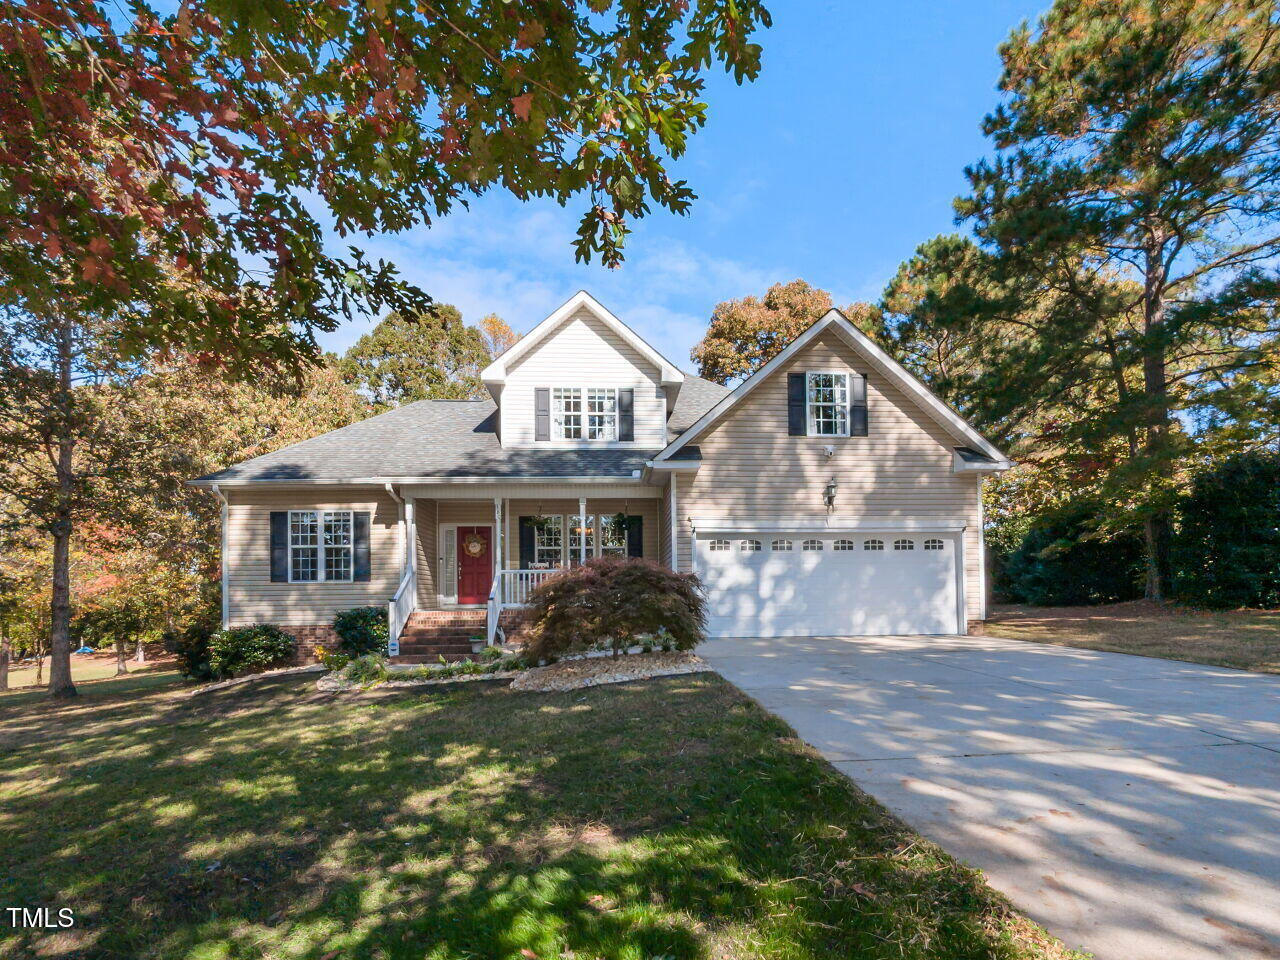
500 308 666 448
224 487 402 627
503 498 661 567
676 331 985 622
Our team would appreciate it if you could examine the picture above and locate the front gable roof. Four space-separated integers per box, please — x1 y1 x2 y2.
652 309 1011 468
480 291 685 387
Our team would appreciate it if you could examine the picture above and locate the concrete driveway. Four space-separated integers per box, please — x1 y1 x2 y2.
700 634 1280 960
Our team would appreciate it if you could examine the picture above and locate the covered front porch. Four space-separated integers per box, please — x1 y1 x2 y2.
387 482 669 651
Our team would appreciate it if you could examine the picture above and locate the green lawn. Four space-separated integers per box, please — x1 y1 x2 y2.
1 673 1083 960
989 600 1280 674
2 650 179 693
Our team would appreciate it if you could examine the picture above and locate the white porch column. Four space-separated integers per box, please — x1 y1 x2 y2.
578 497 588 565
405 497 415 582
492 497 503 579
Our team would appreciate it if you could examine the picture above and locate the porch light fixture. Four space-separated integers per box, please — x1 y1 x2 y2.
823 478 838 509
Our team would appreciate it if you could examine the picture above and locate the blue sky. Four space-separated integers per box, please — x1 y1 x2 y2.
319 0 1049 369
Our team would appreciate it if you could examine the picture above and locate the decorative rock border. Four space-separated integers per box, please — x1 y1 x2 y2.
316 651 711 695
188 664 326 696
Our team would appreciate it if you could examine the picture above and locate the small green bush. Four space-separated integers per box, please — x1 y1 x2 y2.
523 556 705 662
333 606 389 657
1173 452 1280 608
342 654 388 685
207 624 295 679
1001 502 1144 606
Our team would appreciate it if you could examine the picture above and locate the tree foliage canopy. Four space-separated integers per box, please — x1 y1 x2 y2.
341 304 492 405
2 0 770 368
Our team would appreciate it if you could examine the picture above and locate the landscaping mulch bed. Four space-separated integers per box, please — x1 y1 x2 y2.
509 650 708 692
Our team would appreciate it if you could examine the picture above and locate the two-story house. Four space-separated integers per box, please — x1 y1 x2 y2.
192 291 1010 660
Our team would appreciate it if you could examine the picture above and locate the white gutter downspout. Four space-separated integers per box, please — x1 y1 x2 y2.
211 484 229 629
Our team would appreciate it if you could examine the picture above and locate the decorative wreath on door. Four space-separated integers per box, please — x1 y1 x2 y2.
462 533 487 558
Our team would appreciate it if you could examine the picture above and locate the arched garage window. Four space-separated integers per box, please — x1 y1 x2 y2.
893 539 915 551
802 539 823 551
833 539 855 551
924 538 945 550
739 539 761 552
771 539 793 551
708 539 730 551
863 538 884 551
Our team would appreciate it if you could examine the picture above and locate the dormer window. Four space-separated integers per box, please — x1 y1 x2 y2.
551 387 619 441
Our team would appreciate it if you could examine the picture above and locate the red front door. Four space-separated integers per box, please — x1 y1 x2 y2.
456 526 493 605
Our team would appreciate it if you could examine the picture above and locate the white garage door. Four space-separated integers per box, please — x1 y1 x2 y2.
696 533 959 637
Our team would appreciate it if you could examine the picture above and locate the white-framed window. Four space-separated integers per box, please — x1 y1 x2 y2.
600 515 628 556
924 538 945 551
739 539 761 552
552 388 583 440
807 372 849 437
708 539 730 551
532 515 564 568
802 539 823 551
289 510 353 583
864 538 884 551
552 387 619 441
894 538 915 551
771 539 793 551
586 388 618 440
833 539 855 551
568 514 596 565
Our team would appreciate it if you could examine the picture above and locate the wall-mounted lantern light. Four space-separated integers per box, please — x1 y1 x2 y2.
823 478 838 509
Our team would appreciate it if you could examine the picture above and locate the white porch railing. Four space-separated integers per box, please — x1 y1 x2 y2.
485 569 559 646
388 567 414 657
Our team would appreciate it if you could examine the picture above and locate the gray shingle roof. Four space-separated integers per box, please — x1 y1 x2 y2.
193 376 730 485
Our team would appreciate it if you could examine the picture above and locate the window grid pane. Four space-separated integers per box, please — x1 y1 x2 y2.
290 511 319 582
771 539 792 551
807 372 850 436
553 388 583 440
586 388 618 441
864 538 884 551
323 511 353 582
533 516 564 568
600 515 627 555
568 514 595 566
924 538 945 551
739 539 761 552
802 539 823 551
894 539 915 551
834 539 855 551
709 539 730 551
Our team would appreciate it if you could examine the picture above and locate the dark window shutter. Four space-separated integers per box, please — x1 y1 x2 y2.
787 373 806 436
618 388 634 441
626 515 643 557
270 512 289 582
518 517 536 569
534 388 551 441
353 512 371 581
850 373 868 437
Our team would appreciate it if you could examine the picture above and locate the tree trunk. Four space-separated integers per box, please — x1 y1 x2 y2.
0 620 9 691
115 639 128 676
1141 246 1174 602
134 637 146 663
47 319 78 699
48 515 76 697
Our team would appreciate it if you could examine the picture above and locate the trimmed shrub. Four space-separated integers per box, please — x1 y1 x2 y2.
207 624 295 679
1002 503 1144 606
342 653 388 685
333 606 389 657
523 556 706 662
1173 452 1280 609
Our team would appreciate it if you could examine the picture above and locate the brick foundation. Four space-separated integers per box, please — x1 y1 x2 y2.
280 625 342 665
966 619 985 636
497 608 535 646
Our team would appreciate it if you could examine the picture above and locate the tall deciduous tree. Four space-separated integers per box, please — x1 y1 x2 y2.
1 0 770 370
342 304 491 405
692 280 880 384
959 0 1280 598
478 314 521 359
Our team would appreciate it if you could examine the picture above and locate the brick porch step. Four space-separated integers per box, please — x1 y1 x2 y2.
397 640 477 653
